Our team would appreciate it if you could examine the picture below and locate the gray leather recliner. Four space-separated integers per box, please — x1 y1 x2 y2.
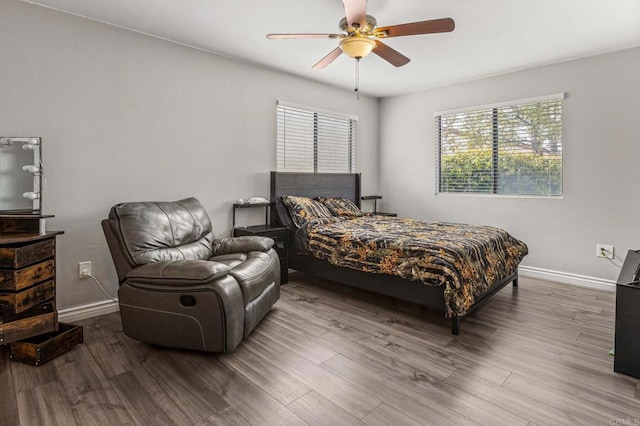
101 197 280 353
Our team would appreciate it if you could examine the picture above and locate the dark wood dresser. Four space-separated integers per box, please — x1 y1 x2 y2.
0 216 61 345
1 215 82 365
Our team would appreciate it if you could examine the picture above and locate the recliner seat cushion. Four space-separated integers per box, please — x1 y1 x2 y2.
126 260 231 286
210 253 248 270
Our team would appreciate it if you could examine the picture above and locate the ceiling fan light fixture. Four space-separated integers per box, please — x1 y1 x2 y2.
267 0 456 70
339 36 376 59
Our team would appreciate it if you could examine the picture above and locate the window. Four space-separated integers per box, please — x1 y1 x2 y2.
277 102 357 173
436 94 563 196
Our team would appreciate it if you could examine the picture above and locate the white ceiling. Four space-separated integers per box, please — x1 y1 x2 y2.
23 0 640 97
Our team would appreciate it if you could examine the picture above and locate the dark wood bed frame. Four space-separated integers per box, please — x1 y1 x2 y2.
269 171 518 335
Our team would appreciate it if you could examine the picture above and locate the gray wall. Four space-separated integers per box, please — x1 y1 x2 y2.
379 46 640 282
0 0 380 309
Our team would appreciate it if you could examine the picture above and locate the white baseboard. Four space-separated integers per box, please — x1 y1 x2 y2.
58 299 119 323
518 265 616 291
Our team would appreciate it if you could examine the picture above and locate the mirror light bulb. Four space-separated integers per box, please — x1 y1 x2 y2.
22 165 40 173
22 192 39 200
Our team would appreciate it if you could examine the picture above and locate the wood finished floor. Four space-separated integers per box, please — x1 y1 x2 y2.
1 272 639 426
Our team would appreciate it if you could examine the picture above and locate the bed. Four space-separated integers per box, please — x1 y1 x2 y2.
269 171 528 334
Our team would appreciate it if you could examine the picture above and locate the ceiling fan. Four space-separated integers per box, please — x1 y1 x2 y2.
266 0 455 69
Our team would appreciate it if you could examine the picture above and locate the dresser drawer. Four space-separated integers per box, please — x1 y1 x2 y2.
10 322 83 366
0 302 57 345
0 280 55 314
0 239 55 268
0 259 55 291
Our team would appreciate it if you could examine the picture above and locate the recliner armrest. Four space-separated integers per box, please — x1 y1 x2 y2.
125 260 231 286
213 236 274 255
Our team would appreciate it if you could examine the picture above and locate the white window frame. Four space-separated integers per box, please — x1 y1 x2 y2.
277 101 357 173
435 93 565 197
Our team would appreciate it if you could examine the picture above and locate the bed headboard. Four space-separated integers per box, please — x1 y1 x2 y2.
270 172 361 227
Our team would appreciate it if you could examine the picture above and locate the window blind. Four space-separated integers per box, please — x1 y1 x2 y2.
277 103 357 173
436 95 563 196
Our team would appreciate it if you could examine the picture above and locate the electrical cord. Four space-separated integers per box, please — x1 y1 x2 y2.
600 248 623 268
87 273 118 302
605 257 623 269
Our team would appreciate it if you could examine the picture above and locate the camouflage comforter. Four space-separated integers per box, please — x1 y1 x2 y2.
297 215 528 317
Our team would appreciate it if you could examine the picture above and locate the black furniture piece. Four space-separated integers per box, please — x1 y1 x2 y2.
233 202 289 284
270 171 519 335
373 212 397 217
614 249 640 379
232 201 270 229
102 197 280 353
361 195 381 213
361 195 396 216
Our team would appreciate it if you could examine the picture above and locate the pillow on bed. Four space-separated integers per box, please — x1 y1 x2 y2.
317 197 363 217
281 195 333 228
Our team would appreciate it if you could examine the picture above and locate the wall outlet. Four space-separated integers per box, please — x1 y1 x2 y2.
79 261 92 278
596 244 614 259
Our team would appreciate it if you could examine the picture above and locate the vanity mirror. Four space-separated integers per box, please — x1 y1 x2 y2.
0 136 42 214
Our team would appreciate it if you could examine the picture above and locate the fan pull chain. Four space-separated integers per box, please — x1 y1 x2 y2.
354 58 360 100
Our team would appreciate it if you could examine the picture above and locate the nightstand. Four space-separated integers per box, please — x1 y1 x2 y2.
233 224 289 284
361 195 396 217
373 212 397 217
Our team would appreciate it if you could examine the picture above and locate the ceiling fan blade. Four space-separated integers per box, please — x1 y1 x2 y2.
342 0 367 28
267 33 340 39
376 18 455 38
372 40 410 67
312 47 343 69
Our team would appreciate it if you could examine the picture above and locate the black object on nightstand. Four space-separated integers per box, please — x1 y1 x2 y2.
361 195 396 217
232 203 288 284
